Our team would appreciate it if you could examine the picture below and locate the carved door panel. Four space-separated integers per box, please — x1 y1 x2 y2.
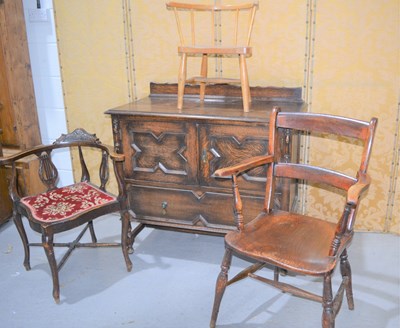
121 119 198 185
198 123 269 192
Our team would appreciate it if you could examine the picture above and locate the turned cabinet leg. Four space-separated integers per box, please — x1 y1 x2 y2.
13 212 31 271
121 211 133 272
42 232 60 303
210 248 233 328
322 273 335 328
177 53 187 110
340 249 354 310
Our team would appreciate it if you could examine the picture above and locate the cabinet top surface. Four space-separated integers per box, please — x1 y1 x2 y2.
105 96 305 123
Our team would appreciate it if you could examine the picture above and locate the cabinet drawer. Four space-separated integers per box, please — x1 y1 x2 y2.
128 185 264 232
121 119 198 185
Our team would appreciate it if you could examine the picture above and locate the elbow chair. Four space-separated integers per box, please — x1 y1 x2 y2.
210 108 378 327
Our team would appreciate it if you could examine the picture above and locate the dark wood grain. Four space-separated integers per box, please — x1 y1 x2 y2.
150 82 302 101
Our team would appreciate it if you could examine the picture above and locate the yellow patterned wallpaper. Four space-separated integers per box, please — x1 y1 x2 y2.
54 0 399 234
307 0 400 233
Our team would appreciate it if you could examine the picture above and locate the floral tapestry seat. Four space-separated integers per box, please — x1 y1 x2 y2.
21 182 117 223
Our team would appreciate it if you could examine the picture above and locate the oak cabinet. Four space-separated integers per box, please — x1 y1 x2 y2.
106 84 304 234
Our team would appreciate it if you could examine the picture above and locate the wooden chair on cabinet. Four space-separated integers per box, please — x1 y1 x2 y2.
210 108 377 328
0 129 134 303
166 1 258 112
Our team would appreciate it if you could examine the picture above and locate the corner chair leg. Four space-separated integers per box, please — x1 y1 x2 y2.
322 273 335 328
121 211 133 272
42 232 60 303
13 213 31 271
88 220 97 243
210 248 232 328
340 249 354 310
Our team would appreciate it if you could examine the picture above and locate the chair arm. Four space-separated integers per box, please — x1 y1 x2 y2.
102 144 125 162
214 155 274 177
216 155 273 231
103 145 128 207
0 145 47 166
347 172 371 205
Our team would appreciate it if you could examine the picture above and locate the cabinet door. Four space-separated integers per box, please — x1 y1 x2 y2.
199 123 269 193
120 118 198 185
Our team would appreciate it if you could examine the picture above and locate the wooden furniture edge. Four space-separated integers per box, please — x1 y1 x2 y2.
149 82 303 102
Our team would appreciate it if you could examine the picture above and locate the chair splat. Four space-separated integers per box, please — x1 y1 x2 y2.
38 150 58 190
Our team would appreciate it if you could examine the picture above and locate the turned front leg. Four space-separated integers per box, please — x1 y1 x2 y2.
210 248 233 328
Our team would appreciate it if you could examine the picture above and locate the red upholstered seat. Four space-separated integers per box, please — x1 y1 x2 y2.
21 182 117 223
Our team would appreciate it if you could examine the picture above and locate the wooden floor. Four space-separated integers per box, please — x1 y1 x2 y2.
0 215 399 328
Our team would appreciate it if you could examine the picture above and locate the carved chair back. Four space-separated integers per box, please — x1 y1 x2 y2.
3 129 124 205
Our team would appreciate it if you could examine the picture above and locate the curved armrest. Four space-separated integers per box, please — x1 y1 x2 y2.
102 144 125 162
214 155 274 177
347 172 371 205
0 144 47 166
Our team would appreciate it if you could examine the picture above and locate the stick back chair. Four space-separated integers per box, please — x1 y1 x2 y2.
210 108 377 327
166 1 258 112
0 129 134 303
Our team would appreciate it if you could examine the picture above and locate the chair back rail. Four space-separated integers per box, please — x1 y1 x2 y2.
276 112 377 174
274 163 356 191
166 1 258 47
277 112 372 139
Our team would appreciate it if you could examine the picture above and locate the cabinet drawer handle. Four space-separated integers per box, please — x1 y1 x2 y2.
201 149 208 163
161 201 168 215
